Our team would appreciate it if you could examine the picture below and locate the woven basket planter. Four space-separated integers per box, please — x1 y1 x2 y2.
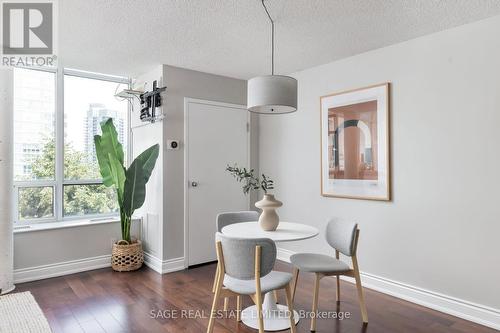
111 240 144 272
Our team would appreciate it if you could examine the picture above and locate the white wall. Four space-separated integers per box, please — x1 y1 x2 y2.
0 69 14 293
259 14 500 319
131 65 165 264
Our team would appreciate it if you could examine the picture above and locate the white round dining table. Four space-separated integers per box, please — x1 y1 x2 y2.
221 221 319 331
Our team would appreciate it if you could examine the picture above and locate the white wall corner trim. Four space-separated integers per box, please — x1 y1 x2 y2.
144 252 185 274
277 248 500 331
14 255 112 284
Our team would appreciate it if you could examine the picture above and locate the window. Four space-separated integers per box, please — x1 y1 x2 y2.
13 67 130 223
18 186 54 220
64 74 128 180
14 68 55 181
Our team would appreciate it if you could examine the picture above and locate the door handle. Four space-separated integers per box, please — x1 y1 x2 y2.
191 181 198 187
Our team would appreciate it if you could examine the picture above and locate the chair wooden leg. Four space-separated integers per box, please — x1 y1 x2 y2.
255 292 265 333
310 273 321 332
207 274 222 333
212 265 219 293
291 268 299 302
274 289 279 303
236 295 242 322
354 270 368 323
284 284 297 333
215 268 229 312
336 276 340 302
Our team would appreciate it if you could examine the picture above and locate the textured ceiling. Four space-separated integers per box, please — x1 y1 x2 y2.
59 0 500 79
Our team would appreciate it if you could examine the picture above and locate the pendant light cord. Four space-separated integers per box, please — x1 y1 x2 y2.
261 0 274 75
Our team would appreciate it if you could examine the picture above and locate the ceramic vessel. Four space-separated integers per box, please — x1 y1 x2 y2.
255 194 283 231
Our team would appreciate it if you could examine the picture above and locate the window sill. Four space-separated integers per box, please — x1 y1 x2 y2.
13 216 138 234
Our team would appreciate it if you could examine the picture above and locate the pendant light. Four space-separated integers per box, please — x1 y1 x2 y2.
247 0 297 114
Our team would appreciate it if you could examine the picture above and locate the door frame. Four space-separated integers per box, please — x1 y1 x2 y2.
183 98 251 268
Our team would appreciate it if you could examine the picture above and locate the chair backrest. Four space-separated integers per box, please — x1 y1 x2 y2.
325 219 358 256
215 232 276 280
216 211 260 232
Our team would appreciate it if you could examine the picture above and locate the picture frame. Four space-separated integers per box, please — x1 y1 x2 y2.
320 83 390 201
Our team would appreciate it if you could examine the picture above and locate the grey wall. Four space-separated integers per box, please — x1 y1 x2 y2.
14 221 140 269
259 15 500 310
161 65 251 260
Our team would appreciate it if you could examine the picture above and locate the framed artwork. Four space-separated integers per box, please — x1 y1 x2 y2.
320 83 390 201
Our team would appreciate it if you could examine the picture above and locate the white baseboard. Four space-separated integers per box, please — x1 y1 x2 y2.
277 247 500 331
143 252 185 274
15 252 185 284
276 247 296 263
14 255 112 284
143 252 162 273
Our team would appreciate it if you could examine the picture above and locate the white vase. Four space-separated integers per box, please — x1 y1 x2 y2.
255 194 282 231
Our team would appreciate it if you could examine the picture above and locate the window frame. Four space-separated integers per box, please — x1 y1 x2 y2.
13 66 131 224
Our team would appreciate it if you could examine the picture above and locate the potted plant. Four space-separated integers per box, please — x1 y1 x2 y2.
94 119 159 271
226 164 282 231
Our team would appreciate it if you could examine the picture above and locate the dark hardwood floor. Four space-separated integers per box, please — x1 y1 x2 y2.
16 262 496 333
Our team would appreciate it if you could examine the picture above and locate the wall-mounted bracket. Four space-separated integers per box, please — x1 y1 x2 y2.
140 80 167 123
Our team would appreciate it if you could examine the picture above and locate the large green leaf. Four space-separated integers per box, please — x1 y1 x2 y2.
93 135 114 186
122 160 145 216
94 119 125 188
108 152 126 204
123 144 159 213
100 118 124 165
134 144 159 182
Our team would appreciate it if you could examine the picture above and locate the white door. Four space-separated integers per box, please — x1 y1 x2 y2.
185 99 249 266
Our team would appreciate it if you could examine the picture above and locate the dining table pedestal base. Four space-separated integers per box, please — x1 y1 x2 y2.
240 291 300 331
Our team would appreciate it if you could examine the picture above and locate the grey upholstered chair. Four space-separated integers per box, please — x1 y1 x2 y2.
207 233 296 333
290 219 368 330
213 211 260 311
216 211 259 232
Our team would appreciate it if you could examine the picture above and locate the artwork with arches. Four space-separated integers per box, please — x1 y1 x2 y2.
320 83 390 201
